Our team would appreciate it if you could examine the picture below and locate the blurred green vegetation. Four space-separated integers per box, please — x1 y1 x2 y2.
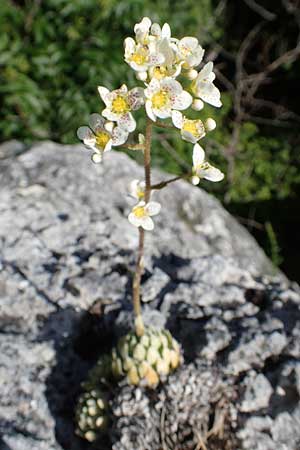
1 0 300 278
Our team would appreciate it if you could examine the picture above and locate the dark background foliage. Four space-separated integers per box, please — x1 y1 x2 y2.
1 0 299 280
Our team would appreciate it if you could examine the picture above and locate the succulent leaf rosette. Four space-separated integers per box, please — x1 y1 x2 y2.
76 17 225 398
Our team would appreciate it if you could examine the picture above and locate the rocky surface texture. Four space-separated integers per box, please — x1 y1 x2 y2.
0 141 300 450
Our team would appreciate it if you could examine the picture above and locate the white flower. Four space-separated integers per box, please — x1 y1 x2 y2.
177 37 204 69
128 201 161 231
192 143 224 184
124 37 165 72
191 62 222 107
172 111 205 144
98 84 144 133
144 77 192 121
129 179 146 200
134 17 152 44
77 113 128 163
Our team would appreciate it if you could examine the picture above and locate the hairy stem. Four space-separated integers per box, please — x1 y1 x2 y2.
132 118 152 336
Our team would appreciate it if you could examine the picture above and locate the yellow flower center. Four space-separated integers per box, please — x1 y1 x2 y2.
137 189 145 200
130 50 148 65
95 131 110 149
133 205 147 218
152 90 168 109
195 162 209 172
111 95 129 114
153 66 168 80
183 119 202 137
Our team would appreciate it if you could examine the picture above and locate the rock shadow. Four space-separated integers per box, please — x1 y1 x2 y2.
38 300 121 450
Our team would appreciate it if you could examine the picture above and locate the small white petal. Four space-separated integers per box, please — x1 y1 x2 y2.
161 23 171 39
97 86 110 103
153 107 172 119
181 130 198 144
119 112 136 133
161 77 182 95
199 61 213 79
102 108 119 121
179 36 198 52
145 100 156 122
171 90 192 110
128 87 144 110
89 113 105 134
140 216 154 231
193 143 205 167
77 126 93 141
124 37 135 55
111 127 128 146
201 165 224 182
171 110 183 129
104 121 114 133
145 201 161 216
128 212 142 228
151 23 161 36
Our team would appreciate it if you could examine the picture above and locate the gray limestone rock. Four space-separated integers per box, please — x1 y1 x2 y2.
0 141 299 450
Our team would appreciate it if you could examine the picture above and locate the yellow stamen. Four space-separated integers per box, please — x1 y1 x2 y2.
153 66 168 80
183 119 204 137
95 131 110 149
133 205 146 218
111 96 129 114
130 51 148 65
152 90 168 109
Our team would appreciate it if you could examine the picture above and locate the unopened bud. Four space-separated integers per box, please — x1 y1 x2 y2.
192 99 204 111
136 71 148 82
186 69 198 80
205 118 216 131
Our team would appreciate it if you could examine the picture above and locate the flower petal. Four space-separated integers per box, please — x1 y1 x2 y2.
145 99 156 121
146 201 161 216
140 216 154 231
111 126 128 146
128 87 144 110
179 36 198 52
162 23 171 38
89 113 105 134
193 143 205 167
161 78 182 95
128 212 142 228
181 130 198 144
77 126 94 142
199 61 213 79
171 110 183 129
197 83 222 107
119 112 136 133
97 86 110 104
124 37 135 56
153 107 172 119
201 165 224 182
171 90 192 110
102 108 119 121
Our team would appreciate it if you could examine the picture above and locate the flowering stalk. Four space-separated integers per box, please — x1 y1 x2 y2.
76 17 225 337
132 118 153 335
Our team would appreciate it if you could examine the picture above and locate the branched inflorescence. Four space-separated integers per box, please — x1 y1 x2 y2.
77 17 224 336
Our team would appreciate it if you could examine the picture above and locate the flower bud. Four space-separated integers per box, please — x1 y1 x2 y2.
192 99 204 111
136 71 148 82
205 118 216 131
186 69 198 80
